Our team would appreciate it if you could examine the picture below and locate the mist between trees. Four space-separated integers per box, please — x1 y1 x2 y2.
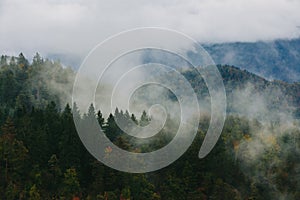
0 53 299 199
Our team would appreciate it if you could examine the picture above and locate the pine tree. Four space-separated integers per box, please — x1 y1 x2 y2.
140 110 150 126
0 55 7 66
45 154 62 194
29 184 41 200
0 118 28 197
104 113 120 141
17 53 29 69
45 101 61 155
59 104 82 170
72 102 81 121
87 103 96 118
97 110 105 128
62 168 80 198
131 114 138 125
32 53 43 66
9 56 16 66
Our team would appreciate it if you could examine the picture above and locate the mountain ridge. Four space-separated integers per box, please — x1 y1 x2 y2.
203 37 300 82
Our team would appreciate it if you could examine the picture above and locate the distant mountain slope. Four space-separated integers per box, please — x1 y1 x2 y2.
1 53 300 122
46 38 300 83
217 65 300 115
203 38 300 82
182 65 300 120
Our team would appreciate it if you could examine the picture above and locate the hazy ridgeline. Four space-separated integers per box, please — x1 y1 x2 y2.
204 38 300 83
0 53 299 199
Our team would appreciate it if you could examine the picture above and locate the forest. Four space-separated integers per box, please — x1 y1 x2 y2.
0 53 299 199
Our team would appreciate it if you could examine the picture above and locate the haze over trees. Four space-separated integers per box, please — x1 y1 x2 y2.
0 53 299 199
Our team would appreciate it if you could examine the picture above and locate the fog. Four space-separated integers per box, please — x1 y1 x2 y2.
1 0 300 59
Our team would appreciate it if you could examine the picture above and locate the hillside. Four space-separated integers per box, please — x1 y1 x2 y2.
48 38 300 83
181 65 300 121
203 38 300 82
0 54 299 199
1 53 300 123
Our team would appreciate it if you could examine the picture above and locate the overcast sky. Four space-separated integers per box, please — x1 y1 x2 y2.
1 0 300 59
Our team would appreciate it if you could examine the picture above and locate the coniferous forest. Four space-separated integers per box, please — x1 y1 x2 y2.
0 53 299 199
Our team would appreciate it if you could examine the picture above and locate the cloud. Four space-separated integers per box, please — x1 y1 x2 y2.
1 0 300 59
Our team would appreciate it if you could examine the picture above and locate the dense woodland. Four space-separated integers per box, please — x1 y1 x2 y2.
0 53 299 199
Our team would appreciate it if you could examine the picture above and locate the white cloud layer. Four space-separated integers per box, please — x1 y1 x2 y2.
1 0 300 58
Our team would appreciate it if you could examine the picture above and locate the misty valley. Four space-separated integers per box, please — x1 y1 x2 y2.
0 53 299 200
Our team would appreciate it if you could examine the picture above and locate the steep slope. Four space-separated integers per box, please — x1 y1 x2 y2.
183 65 300 120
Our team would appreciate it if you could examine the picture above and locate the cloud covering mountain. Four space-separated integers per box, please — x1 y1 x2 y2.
204 38 300 82
1 0 300 58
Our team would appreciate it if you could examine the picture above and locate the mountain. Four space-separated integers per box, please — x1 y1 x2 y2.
182 65 300 121
46 38 300 83
203 38 300 82
0 54 299 199
1 53 299 123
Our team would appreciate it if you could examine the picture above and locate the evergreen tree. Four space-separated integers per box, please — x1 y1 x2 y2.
87 103 96 119
130 174 157 200
29 184 41 200
0 118 28 198
59 104 81 170
90 160 105 197
131 114 138 125
0 55 7 66
32 53 43 66
97 110 105 128
44 154 62 195
45 101 61 155
140 110 150 126
9 56 16 66
104 113 120 141
17 53 29 69
62 168 80 198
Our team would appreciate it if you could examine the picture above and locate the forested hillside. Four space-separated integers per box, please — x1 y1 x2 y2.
204 38 300 82
0 54 299 199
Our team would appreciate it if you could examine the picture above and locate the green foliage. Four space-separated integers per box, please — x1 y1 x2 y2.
62 168 80 198
121 187 131 199
140 110 150 126
29 184 41 200
0 53 299 199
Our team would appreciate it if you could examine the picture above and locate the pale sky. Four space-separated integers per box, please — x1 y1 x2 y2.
1 0 300 59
